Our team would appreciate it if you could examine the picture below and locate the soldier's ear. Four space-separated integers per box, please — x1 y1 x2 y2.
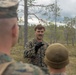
12 24 17 37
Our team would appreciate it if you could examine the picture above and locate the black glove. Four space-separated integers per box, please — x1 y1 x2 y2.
31 55 36 59
35 42 44 54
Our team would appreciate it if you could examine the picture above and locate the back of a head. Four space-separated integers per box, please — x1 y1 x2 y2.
0 0 18 29
0 1 46 75
44 43 69 69
0 0 18 43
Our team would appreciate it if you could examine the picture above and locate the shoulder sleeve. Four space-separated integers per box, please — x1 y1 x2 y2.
25 41 33 49
3 62 45 75
24 40 35 58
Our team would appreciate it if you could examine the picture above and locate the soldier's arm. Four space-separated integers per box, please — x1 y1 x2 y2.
24 41 35 58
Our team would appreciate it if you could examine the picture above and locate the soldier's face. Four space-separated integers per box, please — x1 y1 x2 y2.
35 29 45 40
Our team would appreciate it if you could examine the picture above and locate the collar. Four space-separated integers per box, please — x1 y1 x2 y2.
33 38 44 44
50 73 67 75
0 53 12 64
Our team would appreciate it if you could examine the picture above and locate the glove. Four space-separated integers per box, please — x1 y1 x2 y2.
31 55 36 59
35 42 44 54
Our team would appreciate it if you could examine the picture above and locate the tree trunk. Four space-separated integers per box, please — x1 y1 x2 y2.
24 0 28 46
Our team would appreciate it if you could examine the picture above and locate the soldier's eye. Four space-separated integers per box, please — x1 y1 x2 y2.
37 31 40 32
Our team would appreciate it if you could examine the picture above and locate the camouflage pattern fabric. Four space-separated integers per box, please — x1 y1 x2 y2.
24 38 49 74
0 53 45 75
0 0 18 18
50 73 67 75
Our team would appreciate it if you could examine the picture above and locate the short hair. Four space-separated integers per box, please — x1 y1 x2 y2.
34 24 45 31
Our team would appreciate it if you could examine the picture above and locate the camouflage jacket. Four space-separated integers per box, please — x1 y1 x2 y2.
24 38 49 72
0 53 45 75
50 73 67 75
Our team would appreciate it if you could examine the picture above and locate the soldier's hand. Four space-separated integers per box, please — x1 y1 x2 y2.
35 42 44 54
31 55 36 59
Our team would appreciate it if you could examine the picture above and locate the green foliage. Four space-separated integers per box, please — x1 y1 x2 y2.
19 24 76 45
28 25 35 40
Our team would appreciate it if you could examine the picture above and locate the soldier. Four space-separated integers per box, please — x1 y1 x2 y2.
0 0 45 75
44 43 69 75
24 24 49 74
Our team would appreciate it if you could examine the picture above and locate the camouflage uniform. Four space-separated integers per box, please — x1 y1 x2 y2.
50 73 67 75
0 53 45 75
24 38 49 74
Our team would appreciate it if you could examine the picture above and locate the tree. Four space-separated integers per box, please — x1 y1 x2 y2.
63 17 70 45
63 17 76 46
19 0 61 46
24 0 28 46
